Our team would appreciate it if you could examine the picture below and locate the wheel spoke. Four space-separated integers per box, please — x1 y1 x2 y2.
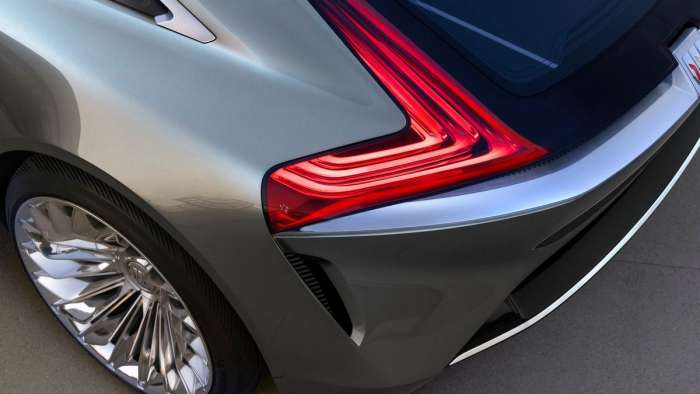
137 299 155 386
109 294 144 366
79 288 138 345
28 203 57 239
46 201 73 235
167 302 203 393
28 250 119 280
52 275 125 306
158 297 179 392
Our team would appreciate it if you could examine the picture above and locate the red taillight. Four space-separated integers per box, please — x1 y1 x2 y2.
265 0 547 232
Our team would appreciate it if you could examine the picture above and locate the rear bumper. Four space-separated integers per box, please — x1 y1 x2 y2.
453 84 700 365
272 33 700 393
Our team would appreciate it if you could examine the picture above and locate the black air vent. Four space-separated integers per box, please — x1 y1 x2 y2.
111 0 168 17
285 253 352 335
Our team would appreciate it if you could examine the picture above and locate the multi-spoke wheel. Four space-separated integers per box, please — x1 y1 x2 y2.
15 197 211 393
7 155 263 394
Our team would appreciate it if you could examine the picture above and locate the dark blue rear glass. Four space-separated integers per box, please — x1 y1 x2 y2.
407 0 657 95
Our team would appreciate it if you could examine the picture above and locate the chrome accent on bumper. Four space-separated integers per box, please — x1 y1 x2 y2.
288 30 700 237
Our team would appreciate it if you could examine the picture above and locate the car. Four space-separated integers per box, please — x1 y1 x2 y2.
1 0 700 393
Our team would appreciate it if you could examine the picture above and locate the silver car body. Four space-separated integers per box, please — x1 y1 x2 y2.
1 1 699 392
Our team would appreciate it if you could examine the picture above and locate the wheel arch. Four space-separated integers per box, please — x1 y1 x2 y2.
0 143 250 333
0 144 188 247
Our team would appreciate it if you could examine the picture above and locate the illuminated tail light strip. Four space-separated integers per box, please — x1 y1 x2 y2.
265 0 547 232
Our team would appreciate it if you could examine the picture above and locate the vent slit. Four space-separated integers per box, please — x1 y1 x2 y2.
285 253 352 335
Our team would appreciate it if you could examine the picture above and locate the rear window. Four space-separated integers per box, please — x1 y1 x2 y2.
406 0 656 95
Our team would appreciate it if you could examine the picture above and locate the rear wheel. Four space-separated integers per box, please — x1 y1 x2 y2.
6 155 262 394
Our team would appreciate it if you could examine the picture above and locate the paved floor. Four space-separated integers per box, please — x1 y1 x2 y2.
2 154 700 393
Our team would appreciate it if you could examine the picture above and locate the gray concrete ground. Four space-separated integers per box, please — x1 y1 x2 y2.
2 153 700 393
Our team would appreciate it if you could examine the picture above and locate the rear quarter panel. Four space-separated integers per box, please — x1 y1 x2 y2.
0 0 409 390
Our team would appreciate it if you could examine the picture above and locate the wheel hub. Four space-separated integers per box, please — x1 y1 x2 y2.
123 258 163 294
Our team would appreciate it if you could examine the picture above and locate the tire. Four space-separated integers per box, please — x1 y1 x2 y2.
5 154 263 394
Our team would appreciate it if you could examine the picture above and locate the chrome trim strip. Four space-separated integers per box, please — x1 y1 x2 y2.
155 0 215 43
285 30 700 237
450 130 700 365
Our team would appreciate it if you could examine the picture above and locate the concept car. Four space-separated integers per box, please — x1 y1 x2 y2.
2 0 700 393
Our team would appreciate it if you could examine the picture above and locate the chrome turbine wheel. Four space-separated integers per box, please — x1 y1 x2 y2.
13 197 212 394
